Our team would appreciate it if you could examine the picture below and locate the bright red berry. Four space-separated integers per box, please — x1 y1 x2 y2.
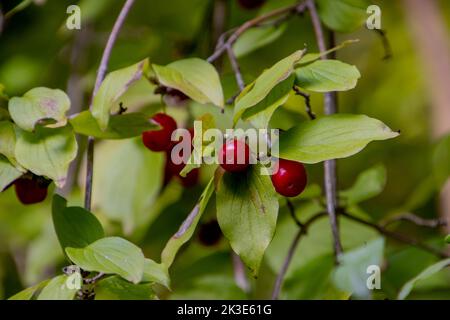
271 159 307 197
219 139 251 173
142 113 177 152
14 177 49 205
237 0 266 10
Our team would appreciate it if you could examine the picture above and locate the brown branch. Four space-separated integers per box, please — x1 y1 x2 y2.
226 45 245 91
293 85 316 120
84 0 135 211
271 212 327 300
207 1 307 63
340 210 450 259
307 0 343 260
373 29 392 60
286 199 304 228
382 213 447 229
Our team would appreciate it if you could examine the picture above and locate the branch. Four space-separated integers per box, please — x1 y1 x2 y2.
340 210 450 259
271 212 327 300
293 85 316 120
382 213 447 229
207 1 307 63
307 0 343 260
84 0 135 211
373 29 392 60
226 45 245 91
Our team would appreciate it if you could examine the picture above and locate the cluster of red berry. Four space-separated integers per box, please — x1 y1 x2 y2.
141 113 307 197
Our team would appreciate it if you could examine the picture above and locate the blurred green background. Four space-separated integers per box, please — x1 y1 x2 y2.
0 0 449 300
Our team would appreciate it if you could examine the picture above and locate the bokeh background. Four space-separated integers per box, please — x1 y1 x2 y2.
0 0 449 299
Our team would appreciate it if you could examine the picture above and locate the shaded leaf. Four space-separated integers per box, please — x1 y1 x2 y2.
95 276 155 300
70 111 158 139
295 60 360 92
0 120 17 164
341 164 386 205
216 164 279 277
37 275 77 300
233 24 286 58
0 155 22 191
153 58 224 107
66 237 145 284
398 258 450 300
233 50 304 124
92 59 149 130
275 114 399 164
161 178 215 267
52 194 104 251
316 0 369 33
9 87 70 131
15 125 78 188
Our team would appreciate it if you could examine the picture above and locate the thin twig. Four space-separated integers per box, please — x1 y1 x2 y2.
226 45 245 91
307 0 343 260
340 210 450 259
83 272 105 284
84 0 135 211
207 1 307 63
373 29 392 60
286 199 304 228
271 212 327 300
382 213 447 229
293 85 316 120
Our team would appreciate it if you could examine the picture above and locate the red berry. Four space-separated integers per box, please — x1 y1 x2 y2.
14 177 49 205
180 168 199 188
237 0 266 10
271 159 307 197
219 139 251 173
198 220 222 246
142 113 177 152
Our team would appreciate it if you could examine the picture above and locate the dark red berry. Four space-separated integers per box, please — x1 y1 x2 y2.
271 159 307 197
198 220 222 246
142 113 177 152
180 168 199 188
237 0 266 10
14 177 49 205
219 139 251 173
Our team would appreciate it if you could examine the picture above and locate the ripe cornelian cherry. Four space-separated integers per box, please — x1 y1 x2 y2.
142 113 177 152
219 139 251 173
14 176 50 205
271 159 307 197
237 0 266 10
198 220 222 246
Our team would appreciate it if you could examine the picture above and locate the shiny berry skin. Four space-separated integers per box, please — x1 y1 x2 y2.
237 0 266 10
14 177 49 205
271 159 307 197
198 220 222 246
219 139 251 173
142 113 177 152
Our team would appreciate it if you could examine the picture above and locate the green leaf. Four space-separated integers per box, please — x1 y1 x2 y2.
0 121 17 164
233 50 305 124
295 60 360 92
70 111 158 139
242 74 294 129
95 276 155 300
333 237 385 299
141 258 170 289
8 280 49 300
15 125 78 187
445 234 450 244
93 138 164 234
316 0 369 33
52 194 104 251
0 155 22 191
233 24 287 58
275 114 399 164
432 134 450 189
161 178 215 267
398 258 450 300
8 87 70 131
216 164 279 277
92 59 149 130
153 58 224 107
341 164 386 205
66 237 145 284
298 39 360 65
37 275 78 300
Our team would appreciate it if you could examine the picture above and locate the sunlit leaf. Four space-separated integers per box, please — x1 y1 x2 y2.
92 59 149 130
0 155 22 191
141 259 170 289
275 114 399 164
233 24 287 58
37 275 77 300
9 87 70 131
8 280 49 300
0 120 17 164
66 237 145 284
